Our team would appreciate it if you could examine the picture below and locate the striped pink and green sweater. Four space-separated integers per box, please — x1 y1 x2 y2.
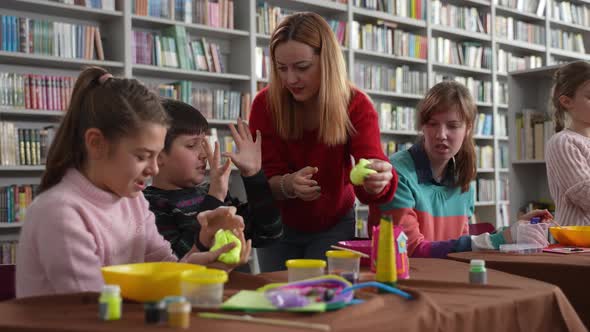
376 143 505 258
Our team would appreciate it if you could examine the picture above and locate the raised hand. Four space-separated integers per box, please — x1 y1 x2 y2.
285 166 321 201
362 159 393 195
223 118 262 177
204 140 232 202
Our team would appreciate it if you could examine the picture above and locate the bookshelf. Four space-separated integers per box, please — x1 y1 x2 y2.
507 64 561 223
0 0 588 253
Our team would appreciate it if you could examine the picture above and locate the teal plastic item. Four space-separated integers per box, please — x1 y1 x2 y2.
350 159 377 185
210 229 241 264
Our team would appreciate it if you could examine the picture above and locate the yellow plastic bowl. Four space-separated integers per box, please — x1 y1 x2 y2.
550 226 590 247
101 262 205 302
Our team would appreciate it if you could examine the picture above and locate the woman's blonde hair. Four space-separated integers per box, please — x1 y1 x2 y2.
268 12 353 145
417 81 477 193
552 61 590 132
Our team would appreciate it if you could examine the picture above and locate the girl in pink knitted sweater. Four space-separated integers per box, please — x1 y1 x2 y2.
16 67 251 298
546 61 590 226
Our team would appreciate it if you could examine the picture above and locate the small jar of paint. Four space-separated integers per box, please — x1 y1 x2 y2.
159 296 187 323
98 284 122 321
167 301 191 329
469 259 487 285
143 302 161 324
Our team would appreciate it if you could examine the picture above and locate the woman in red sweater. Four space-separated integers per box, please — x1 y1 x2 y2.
249 12 398 272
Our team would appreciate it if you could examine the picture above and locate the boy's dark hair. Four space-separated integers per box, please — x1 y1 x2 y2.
160 98 209 152
40 66 168 193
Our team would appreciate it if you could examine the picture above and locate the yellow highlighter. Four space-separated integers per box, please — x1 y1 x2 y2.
375 215 397 287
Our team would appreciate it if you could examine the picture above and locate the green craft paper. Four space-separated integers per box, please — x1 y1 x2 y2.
210 229 241 264
221 290 326 312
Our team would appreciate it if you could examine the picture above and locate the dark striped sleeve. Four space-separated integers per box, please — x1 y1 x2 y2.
235 170 283 247
144 191 198 258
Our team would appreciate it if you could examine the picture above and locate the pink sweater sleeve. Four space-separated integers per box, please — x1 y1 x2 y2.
547 135 590 213
35 204 105 293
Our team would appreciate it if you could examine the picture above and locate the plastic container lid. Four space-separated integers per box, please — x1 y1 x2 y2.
326 250 361 259
167 301 191 313
286 259 326 269
162 296 187 305
499 243 544 254
102 285 120 295
469 259 485 268
181 268 228 285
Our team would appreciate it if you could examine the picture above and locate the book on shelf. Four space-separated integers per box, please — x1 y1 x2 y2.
550 29 586 54
432 38 492 70
377 103 416 132
350 21 427 59
435 74 492 104
352 0 426 20
495 81 509 105
431 1 490 34
498 177 509 201
0 184 38 224
0 15 105 60
154 82 250 121
474 113 493 136
132 0 234 29
207 128 235 157
382 139 414 157
354 63 428 95
515 109 554 160
475 178 495 202
497 49 543 73
255 47 270 80
0 241 17 265
0 122 55 167
495 113 508 137
256 3 297 36
494 0 546 17
256 3 348 46
51 0 116 10
475 145 494 169
132 28 226 73
551 1 589 27
495 16 546 45
499 144 509 169
0 72 73 112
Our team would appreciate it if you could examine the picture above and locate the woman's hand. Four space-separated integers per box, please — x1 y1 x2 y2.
223 118 262 177
285 166 321 201
362 159 393 195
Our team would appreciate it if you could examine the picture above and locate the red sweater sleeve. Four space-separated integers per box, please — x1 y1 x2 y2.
248 89 289 178
349 91 398 204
